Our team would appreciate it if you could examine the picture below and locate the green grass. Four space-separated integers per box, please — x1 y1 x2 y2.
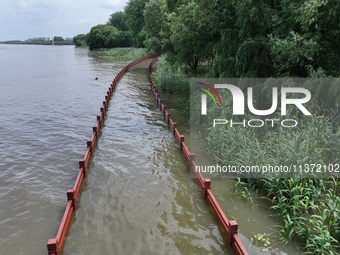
75 45 88 48
152 56 190 119
97 47 148 61
190 79 340 254
152 58 340 254
152 56 190 95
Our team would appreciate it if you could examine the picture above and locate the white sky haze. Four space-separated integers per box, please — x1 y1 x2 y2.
0 0 129 41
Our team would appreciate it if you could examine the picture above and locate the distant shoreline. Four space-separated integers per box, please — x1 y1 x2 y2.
0 40 74 45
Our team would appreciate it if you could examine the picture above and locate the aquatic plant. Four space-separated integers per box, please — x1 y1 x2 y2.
190 79 340 254
97 47 148 61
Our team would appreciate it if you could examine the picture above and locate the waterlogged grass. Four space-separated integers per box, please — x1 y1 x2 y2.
191 79 340 254
152 61 340 254
97 47 148 61
235 178 340 254
152 56 190 119
153 56 190 95
205 117 340 173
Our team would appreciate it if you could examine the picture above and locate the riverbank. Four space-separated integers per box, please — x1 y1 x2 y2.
97 47 148 62
151 55 340 255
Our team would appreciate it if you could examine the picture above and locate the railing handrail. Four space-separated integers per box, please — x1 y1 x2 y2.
148 56 249 255
47 54 159 255
47 53 248 255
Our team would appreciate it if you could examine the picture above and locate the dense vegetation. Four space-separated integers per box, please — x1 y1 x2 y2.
75 0 340 254
190 79 340 253
76 0 340 78
97 47 147 61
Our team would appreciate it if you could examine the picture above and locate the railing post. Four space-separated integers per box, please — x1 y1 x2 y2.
93 126 97 140
87 140 92 153
167 113 171 125
180 135 184 150
228 220 238 246
189 153 195 172
173 122 177 135
163 105 166 116
97 115 101 129
47 238 58 255
79 159 86 177
67 189 76 210
204 179 211 199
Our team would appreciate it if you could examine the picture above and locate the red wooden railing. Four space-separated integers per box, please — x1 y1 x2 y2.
148 56 248 255
47 54 248 255
47 54 159 255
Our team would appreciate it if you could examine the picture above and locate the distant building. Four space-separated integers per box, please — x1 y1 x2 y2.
65 37 73 41
25 37 49 42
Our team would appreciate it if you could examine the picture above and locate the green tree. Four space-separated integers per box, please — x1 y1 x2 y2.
87 24 118 50
265 0 340 77
209 0 276 77
143 0 169 53
73 34 87 47
293 0 340 76
107 11 128 31
166 0 185 12
269 31 318 77
54 36 64 41
125 0 149 47
168 1 215 72
87 24 134 50
116 31 134 47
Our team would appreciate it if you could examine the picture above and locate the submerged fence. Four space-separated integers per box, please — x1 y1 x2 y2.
148 57 248 255
46 54 159 255
47 54 248 255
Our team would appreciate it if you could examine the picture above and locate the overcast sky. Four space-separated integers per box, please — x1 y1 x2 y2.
0 0 129 41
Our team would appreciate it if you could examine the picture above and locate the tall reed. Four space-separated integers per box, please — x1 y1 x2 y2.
191 79 340 254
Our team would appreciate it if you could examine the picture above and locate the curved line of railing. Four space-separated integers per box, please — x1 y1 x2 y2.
46 54 160 255
46 54 248 255
148 56 248 255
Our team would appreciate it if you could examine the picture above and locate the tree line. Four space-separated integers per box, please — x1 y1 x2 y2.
74 0 340 78
1 36 74 45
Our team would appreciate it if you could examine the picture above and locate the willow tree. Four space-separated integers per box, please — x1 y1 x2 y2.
143 0 169 54
168 1 215 72
107 11 128 31
125 0 149 47
209 0 276 77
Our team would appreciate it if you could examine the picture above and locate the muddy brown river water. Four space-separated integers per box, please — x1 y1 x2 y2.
0 45 301 254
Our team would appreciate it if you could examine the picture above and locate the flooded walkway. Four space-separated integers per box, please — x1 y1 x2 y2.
63 62 233 254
